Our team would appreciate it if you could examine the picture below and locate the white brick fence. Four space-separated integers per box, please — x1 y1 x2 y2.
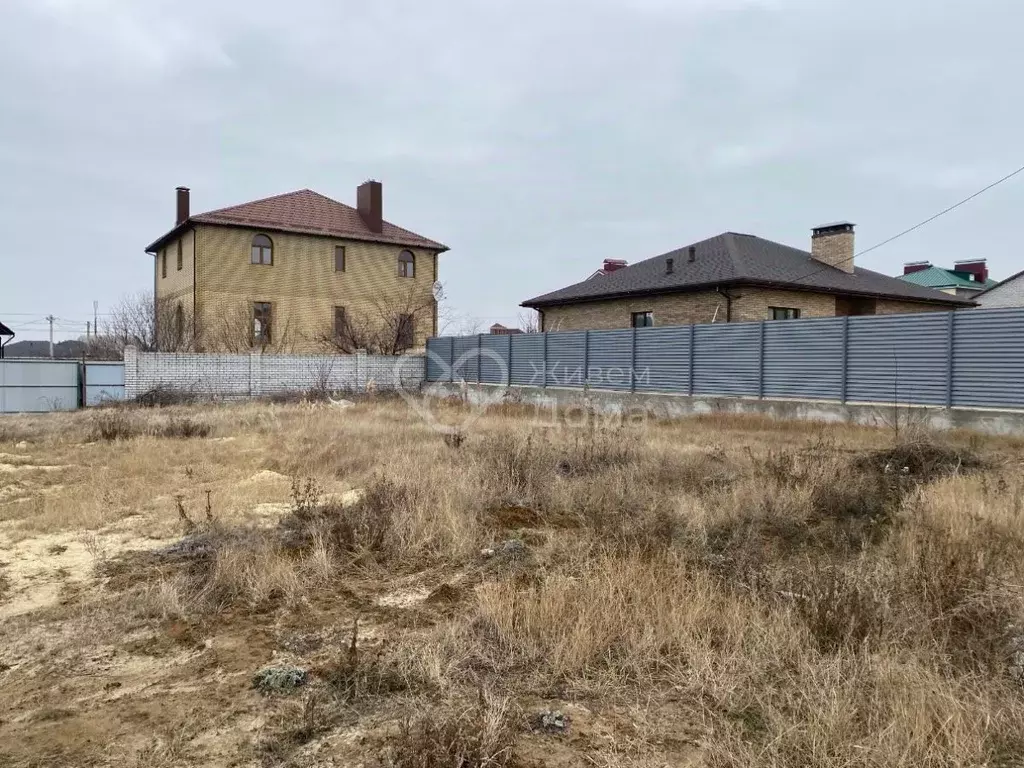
123 347 425 400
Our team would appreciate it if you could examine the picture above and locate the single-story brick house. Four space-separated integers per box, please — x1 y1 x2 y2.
521 223 972 331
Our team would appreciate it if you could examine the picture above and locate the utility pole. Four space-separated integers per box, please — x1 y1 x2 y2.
86 321 91 344
46 315 55 358
93 301 99 338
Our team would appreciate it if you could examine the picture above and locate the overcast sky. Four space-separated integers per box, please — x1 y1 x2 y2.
2 0 1021 340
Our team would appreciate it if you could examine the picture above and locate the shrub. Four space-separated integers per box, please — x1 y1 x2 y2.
156 416 211 439
92 410 140 441
281 475 402 559
381 693 518 768
134 386 197 408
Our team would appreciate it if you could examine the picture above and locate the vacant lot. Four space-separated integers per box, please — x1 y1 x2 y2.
1 396 1023 767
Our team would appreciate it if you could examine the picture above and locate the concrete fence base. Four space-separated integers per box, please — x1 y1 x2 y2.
424 381 1024 436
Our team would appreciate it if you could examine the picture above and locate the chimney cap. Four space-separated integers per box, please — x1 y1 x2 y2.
954 258 987 265
812 221 856 236
175 185 190 191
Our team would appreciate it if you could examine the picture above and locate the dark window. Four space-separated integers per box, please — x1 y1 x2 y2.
251 234 273 265
161 250 167 278
836 297 877 316
398 250 415 278
174 303 184 345
770 307 801 320
334 306 346 338
253 302 272 344
176 239 183 271
631 311 654 328
397 313 414 349
334 245 346 272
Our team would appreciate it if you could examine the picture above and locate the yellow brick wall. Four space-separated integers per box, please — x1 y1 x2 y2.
539 288 952 330
541 291 728 331
730 288 836 322
194 224 438 352
154 229 196 305
875 299 949 315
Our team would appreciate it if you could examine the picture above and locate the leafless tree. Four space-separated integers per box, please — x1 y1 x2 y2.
91 291 197 358
203 301 296 354
317 286 436 355
517 310 542 333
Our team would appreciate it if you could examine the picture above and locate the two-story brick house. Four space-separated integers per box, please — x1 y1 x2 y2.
522 224 971 330
144 182 447 352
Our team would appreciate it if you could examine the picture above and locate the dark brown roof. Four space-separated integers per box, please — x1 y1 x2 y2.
523 232 973 308
145 189 447 254
0 320 13 337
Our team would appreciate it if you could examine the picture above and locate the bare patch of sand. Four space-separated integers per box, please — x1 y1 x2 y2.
0 463 68 473
0 528 179 619
245 470 289 484
375 585 431 608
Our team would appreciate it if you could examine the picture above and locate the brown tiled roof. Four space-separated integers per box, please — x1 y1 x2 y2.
523 232 973 308
145 189 447 253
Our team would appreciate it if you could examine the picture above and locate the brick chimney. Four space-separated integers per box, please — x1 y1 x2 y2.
903 261 931 275
954 259 988 283
357 180 383 233
175 187 190 225
602 259 627 273
811 222 855 274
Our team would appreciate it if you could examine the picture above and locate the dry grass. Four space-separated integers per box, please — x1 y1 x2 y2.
1 399 1023 767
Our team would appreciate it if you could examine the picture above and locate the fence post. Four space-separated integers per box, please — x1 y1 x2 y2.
477 334 482 383
506 335 512 386
688 324 696 396
630 326 637 392
840 316 849 404
583 329 589 388
758 320 766 399
542 332 548 388
946 311 955 408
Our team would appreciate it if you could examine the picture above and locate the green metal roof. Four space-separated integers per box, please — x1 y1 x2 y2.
898 266 998 290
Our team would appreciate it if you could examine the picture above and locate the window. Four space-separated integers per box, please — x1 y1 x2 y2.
176 239 183 271
334 306 347 338
770 307 801 320
174 303 184 345
253 302 272 344
631 311 654 328
398 250 415 278
161 250 167 278
397 313 414 349
251 234 273 265
334 246 346 272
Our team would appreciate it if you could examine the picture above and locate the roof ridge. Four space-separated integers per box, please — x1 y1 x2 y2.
194 188 318 218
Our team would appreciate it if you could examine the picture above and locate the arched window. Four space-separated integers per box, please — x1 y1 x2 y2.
251 234 273 265
398 249 415 278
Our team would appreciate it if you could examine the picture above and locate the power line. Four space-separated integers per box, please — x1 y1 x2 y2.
736 160 1024 301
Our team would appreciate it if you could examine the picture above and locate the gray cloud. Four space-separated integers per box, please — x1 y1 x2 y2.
1 0 1021 338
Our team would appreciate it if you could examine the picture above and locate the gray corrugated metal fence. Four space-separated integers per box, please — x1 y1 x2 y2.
0 360 126 413
424 308 1024 410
